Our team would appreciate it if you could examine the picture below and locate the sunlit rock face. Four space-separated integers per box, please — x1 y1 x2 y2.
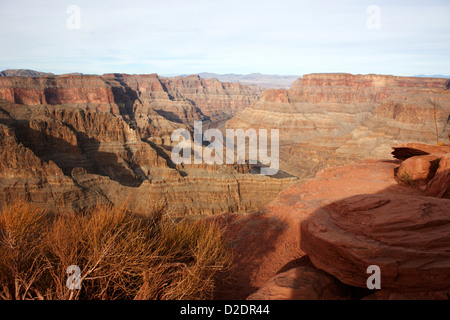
226 73 450 178
0 74 293 215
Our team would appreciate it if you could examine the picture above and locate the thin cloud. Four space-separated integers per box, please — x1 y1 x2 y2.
0 0 449 76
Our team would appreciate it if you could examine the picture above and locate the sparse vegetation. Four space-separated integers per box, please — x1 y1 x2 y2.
0 202 232 300
395 172 415 185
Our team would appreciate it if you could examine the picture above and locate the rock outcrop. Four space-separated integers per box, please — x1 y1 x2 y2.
301 193 450 293
392 143 450 160
247 265 350 300
391 143 450 198
425 153 450 198
226 73 450 178
215 143 450 300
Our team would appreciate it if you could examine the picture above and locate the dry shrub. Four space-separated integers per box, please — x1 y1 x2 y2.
0 202 232 300
0 202 51 299
149 219 233 300
395 172 415 186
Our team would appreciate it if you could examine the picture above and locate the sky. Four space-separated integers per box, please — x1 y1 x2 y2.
0 0 449 77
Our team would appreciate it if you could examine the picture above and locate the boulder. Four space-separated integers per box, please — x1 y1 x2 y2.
396 154 442 182
425 153 450 198
301 194 450 292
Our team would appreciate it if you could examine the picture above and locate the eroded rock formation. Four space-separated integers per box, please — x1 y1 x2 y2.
226 73 450 178
0 74 292 215
1 71 450 299
0 73 262 137
215 143 450 300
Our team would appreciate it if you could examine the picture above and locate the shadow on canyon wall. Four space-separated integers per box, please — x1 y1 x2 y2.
0 118 145 187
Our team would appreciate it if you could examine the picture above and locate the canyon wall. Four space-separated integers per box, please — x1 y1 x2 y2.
226 73 450 178
0 73 261 138
0 74 293 215
2 72 449 215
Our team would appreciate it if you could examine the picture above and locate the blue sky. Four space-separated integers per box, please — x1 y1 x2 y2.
0 0 449 76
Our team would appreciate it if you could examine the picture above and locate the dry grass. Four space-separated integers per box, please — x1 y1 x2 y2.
395 172 415 186
0 202 232 300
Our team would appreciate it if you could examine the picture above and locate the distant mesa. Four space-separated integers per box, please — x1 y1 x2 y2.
0 69 92 77
0 69 54 77
414 74 450 79
194 73 300 89
0 69 301 89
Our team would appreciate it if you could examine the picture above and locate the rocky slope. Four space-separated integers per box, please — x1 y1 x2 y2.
226 73 450 179
0 75 293 215
214 143 450 300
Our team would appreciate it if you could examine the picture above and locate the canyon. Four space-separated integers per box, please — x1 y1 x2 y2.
0 71 449 300
0 72 449 214
226 73 450 178
0 73 294 215
195 73 299 89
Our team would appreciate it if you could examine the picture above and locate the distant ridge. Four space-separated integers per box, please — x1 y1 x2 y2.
194 73 299 89
0 69 54 77
0 70 299 88
414 74 450 79
6 69 448 84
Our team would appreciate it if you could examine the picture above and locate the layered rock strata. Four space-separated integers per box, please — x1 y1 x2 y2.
0 75 291 215
226 73 450 178
0 73 262 139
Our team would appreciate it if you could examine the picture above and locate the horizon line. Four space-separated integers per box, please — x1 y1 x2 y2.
1 68 450 79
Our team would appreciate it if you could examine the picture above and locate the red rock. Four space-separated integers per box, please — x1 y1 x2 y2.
260 89 290 103
0 73 262 138
247 266 350 300
216 148 450 299
396 154 442 182
215 159 422 299
425 153 450 198
301 193 450 292
227 73 450 179
295 73 450 89
392 143 450 160
0 99 295 216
